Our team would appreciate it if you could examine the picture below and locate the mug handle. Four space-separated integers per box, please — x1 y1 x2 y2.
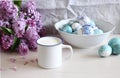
62 44 73 62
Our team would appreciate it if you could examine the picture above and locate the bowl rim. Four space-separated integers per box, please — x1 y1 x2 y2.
55 19 116 37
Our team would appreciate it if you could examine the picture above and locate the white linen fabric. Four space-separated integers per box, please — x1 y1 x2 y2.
27 0 120 34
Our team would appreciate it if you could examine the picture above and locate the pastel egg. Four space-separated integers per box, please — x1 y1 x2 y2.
88 20 98 30
71 22 82 31
98 45 112 57
61 24 72 33
82 25 94 35
78 15 91 24
94 29 103 35
77 15 91 26
112 44 120 55
89 20 96 26
108 38 120 47
83 16 91 23
68 20 79 25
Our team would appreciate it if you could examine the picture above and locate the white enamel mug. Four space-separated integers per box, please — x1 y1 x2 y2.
37 36 73 69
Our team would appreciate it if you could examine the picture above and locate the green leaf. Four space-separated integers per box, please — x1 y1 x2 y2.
25 25 28 31
11 37 20 51
0 27 14 35
13 0 22 8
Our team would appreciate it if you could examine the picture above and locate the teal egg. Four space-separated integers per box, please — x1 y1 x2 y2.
61 24 72 33
108 38 120 47
89 20 96 26
94 29 103 35
112 44 120 55
98 45 112 57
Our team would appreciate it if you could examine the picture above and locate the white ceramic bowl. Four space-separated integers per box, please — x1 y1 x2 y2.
55 19 115 48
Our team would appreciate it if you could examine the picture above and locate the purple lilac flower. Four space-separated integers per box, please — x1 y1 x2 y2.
19 12 27 19
0 0 18 20
0 20 3 27
25 27 40 50
26 0 36 14
25 27 40 41
1 34 14 50
18 40 29 56
0 0 44 54
25 15 43 33
34 12 41 20
38 27 46 37
36 20 43 33
35 12 43 33
12 18 26 38
26 18 36 27
34 11 43 33
20 0 43 33
2 21 10 28
28 41 37 50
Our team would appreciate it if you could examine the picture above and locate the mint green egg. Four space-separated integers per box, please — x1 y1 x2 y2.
112 44 120 55
61 24 72 33
98 45 112 57
108 38 120 47
94 29 103 35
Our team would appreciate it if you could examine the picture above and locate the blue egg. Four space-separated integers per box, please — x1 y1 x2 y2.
112 44 120 55
82 25 94 35
61 24 72 33
98 45 112 57
108 38 120 47
94 29 103 35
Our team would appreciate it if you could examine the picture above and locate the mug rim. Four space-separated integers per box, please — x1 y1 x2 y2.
37 36 63 47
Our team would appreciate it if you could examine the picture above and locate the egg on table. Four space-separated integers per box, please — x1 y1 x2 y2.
108 38 120 55
98 45 112 57
112 43 120 55
108 38 120 47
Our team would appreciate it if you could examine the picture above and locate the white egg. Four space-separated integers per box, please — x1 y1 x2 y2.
83 16 91 24
71 23 82 31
